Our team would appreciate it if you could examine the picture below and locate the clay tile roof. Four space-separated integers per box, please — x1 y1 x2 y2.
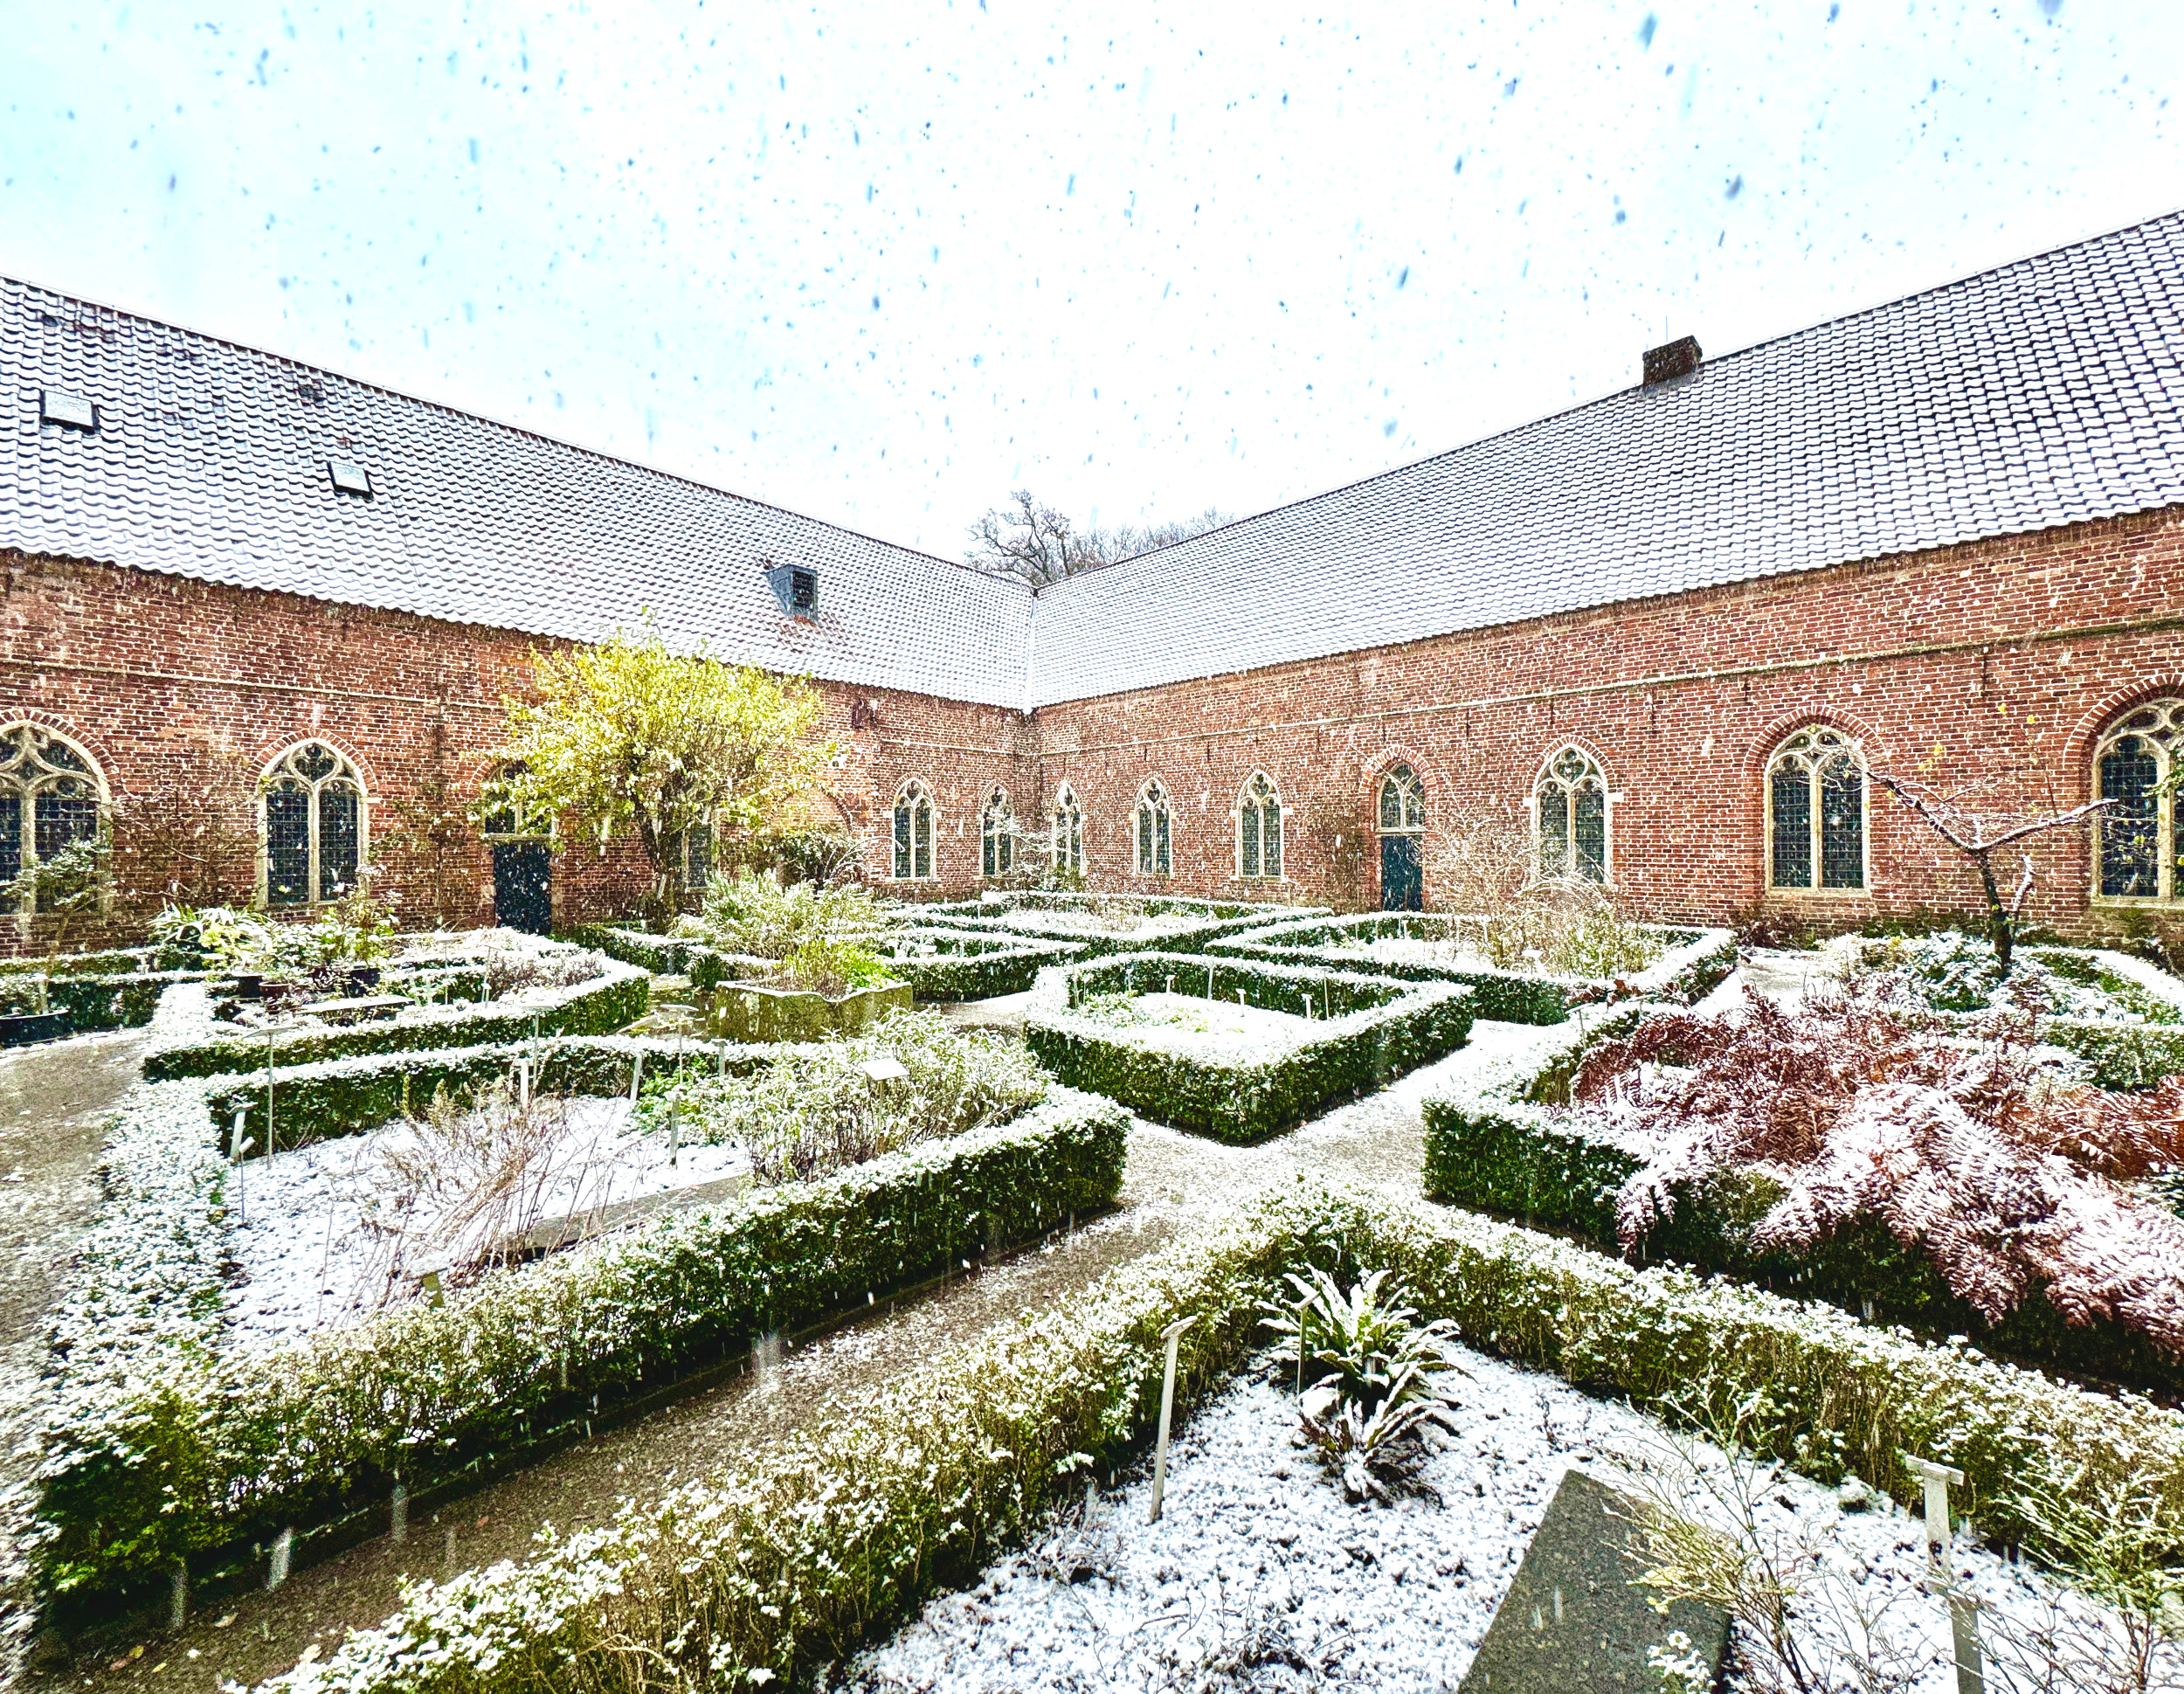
1025 208 2184 705
0 280 1033 707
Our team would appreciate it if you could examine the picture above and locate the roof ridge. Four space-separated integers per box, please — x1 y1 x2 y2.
1075 200 2184 584
0 273 1020 591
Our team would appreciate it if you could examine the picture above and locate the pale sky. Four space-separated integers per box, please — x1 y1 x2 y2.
4 2 2181 558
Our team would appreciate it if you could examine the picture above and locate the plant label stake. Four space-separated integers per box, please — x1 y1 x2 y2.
169 1559 189 1630
668 1095 681 1168
390 1477 407 1543
515 1057 532 1110
628 1049 645 1107
266 1525 293 1591
716 1039 727 1081
1904 1454 1983 1694
1149 1312 1199 1525
265 1026 278 1157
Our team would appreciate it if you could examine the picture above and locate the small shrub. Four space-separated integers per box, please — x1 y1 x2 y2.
1429 799 1661 975
693 872 888 960
148 902 277 971
637 1008 1046 1183
774 936 889 996
1261 1266 1464 1503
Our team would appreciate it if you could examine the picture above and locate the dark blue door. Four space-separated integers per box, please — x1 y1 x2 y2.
493 841 554 934
1379 833 1422 910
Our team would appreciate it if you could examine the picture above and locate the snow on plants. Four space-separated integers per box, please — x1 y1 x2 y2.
1071 989 1317 1061
1844 931 2184 1026
227 1089 749 1346
839 1344 2107 1694
1571 979 2184 1355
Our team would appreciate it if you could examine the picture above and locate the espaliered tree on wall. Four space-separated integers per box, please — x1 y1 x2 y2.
496 620 840 928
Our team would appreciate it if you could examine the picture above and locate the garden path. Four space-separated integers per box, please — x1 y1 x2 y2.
0 1029 155 1692
47 1017 1569 1694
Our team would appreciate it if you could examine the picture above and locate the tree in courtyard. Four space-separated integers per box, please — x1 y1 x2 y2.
964 489 1228 587
495 621 839 927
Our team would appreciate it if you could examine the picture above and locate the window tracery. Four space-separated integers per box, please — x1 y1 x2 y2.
1135 778 1172 876
980 788 1017 879
891 780 935 881
1535 747 1608 882
1238 771 1282 880
0 723 107 916
263 740 366 908
2095 697 2184 902
1051 785 1084 876
1766 726 1865 891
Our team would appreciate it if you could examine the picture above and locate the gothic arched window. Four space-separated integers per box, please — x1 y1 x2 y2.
263 740 366 909
1766 726 1866 891
1536 747 1608 882
1237 771 1282 880
0 723 107 916
980 787 1016 879
1051 785 1084 876
1378 763 1427 837
1135 778 1172 876
2095 697 2184 902
891 780 936 881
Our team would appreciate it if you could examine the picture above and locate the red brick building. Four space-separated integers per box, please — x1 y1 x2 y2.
4 211 2183 949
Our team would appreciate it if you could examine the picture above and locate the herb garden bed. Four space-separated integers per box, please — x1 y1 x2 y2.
912 890 1327 958
874 925 1089 1000
36 1016 1127 1616
245 1179 2184 1694
1022 952 1475 1143
1208 911 1736 1021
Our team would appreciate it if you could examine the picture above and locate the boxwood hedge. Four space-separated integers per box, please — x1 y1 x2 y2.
1420 1011 2184 1397
1207 911 1737 1022
0 967 199 1031
139 958 650 1082
36 1047 1129 1612
252 1178 2184 1694
912 891 1327 960
876 925 1089 1000
1024 951 1475 1143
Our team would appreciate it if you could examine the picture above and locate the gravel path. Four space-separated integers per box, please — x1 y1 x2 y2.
37 1017 1566 1694
0 1030 155 1691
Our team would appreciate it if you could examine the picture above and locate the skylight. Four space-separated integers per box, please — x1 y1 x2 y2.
39 390 96 431
327 459 373 496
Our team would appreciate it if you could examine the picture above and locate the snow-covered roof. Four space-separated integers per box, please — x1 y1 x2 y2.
6 207 2184 713
0 276 1033 707
1028 209 2184 704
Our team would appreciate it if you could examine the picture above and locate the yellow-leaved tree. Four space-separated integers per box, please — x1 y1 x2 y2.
496 621 838 926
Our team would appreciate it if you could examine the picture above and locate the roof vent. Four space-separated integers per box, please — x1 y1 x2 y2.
1642 335 1702 387
39 389 97 432
764 562 819 620
327 459 373 496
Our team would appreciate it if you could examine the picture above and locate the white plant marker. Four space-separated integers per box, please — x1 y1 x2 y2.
668 1094 681 1169
264 1025 278 1156
390 1477 407 1543
515 1056 532 1110
266 1525 294 1591
628 1049 645 1107
1148 1312 1199 1525
1904 1453 1984 1694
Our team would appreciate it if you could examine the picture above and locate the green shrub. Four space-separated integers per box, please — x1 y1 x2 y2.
1024 952 1475 1143
694 872 887 959
916 892 1328 960
247 1179 2184 1694
36 1074 1128 1607
139 959 650 1082
874 925 1089 1001
637 1009 1047 1182
1209 913 1737 1021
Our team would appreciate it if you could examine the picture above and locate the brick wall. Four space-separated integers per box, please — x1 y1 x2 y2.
4 501 2183 953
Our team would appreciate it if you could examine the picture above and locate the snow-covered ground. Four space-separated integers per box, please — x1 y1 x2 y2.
225 1096 747 1346
846 1345 2099 1694
1075 990 1319 1058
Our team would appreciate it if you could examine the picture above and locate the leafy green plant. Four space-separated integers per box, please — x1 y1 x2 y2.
775 936 888 997
638 1008 1047 1184
1261 1266 1466 1502
694 871 887 960
148 902 276 971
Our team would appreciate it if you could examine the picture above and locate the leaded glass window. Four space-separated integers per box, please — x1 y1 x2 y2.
1238 772 1282 880
1766 726 1865 892
980 788 1016 879
0 723 107 916
1378 764 1427 835
891 781 935 880
1534 748 1607 882
2096 698 2184 901
1135 778 1172 876
1051 785 1084 876
261 741 367 908
682 822 714 891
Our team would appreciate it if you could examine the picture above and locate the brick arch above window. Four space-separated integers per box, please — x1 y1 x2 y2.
2064 674 2184 777
2090 695 2184 904
1739 706 1888 784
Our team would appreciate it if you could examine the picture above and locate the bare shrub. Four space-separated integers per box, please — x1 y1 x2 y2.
1428 798 1659 975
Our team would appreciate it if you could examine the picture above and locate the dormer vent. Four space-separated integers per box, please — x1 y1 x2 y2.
39 389 97 432
327 459 373 496
1642 335 1703 387
765 562 819 620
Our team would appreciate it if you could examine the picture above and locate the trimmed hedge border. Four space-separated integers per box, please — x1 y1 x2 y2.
1420 1009 2184 1397
1207 912 1737 1022
139 958 650 1082
37 1048 1129 1609
253 1179 2184 1694
877 925 1089 1000
1024 952 1475 1143
910 892 1330 960
0 967 201 1031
